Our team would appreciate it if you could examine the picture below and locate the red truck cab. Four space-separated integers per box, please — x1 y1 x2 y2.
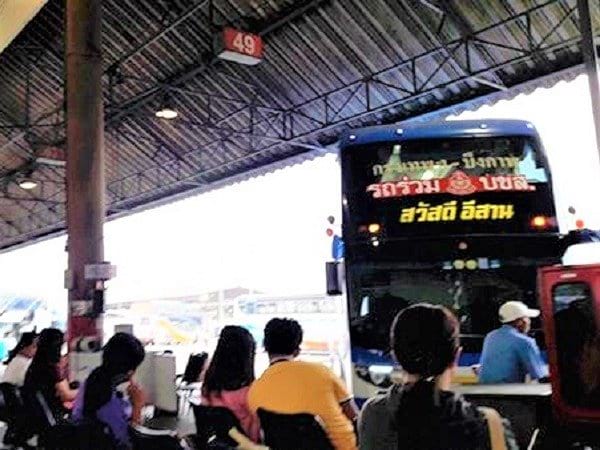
539 255 600 425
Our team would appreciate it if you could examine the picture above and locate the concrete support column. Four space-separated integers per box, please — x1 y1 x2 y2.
65 0 105 347
578 0 600 159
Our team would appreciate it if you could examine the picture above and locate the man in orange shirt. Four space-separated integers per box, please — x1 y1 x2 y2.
248 318 358 450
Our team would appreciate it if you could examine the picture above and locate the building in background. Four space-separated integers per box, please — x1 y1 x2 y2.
105 286 260 347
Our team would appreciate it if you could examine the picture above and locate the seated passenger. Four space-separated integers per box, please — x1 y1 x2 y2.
248 318 358 450
201 326 260 443
358 303 518 450
2 331 37 386
479 301 547 384
72 332 146 449
580 333 600 406
23 328 77 419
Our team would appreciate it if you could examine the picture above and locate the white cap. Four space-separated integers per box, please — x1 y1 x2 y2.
499 301 540 323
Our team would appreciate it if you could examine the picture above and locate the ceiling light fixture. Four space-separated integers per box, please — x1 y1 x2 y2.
155 92 178 120
18 177 38 190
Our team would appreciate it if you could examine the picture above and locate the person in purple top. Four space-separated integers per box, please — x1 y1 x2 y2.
72 333 146 449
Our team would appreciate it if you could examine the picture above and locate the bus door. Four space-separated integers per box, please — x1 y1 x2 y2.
539 264 600 424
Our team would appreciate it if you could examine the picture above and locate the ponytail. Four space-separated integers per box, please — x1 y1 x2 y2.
5 332 37 365
83 366 113 418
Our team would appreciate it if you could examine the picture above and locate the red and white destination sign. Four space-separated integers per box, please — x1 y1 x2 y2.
216 28 263 65
367 171 536 199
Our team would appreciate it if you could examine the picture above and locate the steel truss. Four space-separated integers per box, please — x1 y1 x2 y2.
105 0 586 211
0 0 328 238
0 0 594 247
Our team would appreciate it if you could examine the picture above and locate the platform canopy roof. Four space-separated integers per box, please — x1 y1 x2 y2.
0 0 598 250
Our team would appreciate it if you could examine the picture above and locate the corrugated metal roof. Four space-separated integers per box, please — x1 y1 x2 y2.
0 0 597 250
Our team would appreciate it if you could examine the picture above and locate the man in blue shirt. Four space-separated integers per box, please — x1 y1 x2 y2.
479 301 548 383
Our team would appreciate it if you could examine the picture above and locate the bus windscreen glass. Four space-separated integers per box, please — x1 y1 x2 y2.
343 136 556 239
348 262 541 354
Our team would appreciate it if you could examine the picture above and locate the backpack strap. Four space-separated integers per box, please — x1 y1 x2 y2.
479 407 507 450
228 428 269 450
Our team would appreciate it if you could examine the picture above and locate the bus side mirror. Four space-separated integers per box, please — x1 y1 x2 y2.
326 261 343 296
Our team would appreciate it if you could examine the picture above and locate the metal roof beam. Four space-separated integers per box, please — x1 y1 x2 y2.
0 195 63 204
254 0 329 37
271 1 580 139
175 119 325 152
471 76 508 91
0 104 63 157
418 0 444 16
101 0 587 218
402 0 484 87
107 0 328 125
0 209 23 235
0 170 65 226
0 0 593 249
422 0 506 88
107 0 210 72
0 109 22 130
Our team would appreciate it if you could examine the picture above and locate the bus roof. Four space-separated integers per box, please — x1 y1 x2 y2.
340 119 541 147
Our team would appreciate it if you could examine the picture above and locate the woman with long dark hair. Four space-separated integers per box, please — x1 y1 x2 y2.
358 303 519 450
202 326 260 442
23 328 77 418
2 331 37 386
72 332 146 449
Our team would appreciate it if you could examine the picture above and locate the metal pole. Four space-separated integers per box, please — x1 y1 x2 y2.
578 0 600 158
66 0 105 348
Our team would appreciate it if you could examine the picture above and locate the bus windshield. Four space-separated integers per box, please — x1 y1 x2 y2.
347 262 540 356
369 136 548 182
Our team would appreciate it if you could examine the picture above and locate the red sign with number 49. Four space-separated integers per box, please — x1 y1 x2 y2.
216 27 263 65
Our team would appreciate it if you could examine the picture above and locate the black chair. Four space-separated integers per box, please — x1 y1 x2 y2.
192 404 242 449
19 389 59 440
20 390 65 446
17 390 113 449
177 352 209 415
33 394 180 450
182 353 208 384
129 425 184 450
0 382 30 446
257 408 334 450
0 382 23 421
42 419 116 450
0 382 8 421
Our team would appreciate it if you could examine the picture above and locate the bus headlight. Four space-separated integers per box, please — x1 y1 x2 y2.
368 223 381 234
465 259 478 270
531 216 549 228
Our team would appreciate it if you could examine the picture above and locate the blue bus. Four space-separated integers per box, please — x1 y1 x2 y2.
337 119 561 400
